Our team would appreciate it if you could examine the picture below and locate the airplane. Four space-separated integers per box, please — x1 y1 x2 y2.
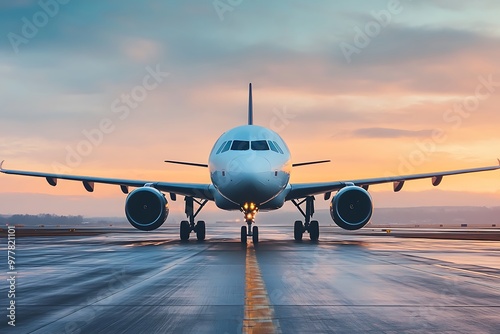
1 83 500 243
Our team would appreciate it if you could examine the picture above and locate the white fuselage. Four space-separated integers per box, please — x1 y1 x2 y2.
208 125 291 211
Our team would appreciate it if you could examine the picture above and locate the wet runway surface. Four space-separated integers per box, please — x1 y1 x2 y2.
1 224 500 333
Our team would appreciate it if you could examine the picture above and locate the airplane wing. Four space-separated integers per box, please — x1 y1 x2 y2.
0 161 214 200
286 160 500 200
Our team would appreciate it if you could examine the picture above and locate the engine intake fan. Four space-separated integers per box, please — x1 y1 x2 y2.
125 187 168 231
330 186 372 230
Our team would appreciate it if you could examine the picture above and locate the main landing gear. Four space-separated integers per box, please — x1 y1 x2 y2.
180 196 208 241
291 196 319 241
241 202 259 244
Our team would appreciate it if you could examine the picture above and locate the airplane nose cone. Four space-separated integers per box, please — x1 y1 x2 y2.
218 156 281 205
227 156 271 174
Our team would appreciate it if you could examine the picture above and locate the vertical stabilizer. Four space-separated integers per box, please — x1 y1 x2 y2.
248 83 253 125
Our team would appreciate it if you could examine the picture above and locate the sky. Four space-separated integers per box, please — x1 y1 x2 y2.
1 0 500 217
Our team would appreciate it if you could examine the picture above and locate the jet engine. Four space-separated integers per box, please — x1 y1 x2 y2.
125 187 169 231
330 186 373 230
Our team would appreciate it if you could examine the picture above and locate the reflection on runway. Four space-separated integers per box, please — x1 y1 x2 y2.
1 224 499 333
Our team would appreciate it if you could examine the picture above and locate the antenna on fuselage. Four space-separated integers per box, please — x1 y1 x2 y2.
248 83 253 125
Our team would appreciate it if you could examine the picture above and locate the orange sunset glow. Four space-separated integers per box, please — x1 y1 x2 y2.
1 1 500 217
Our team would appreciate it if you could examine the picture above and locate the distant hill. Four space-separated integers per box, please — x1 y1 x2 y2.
0 214 83 227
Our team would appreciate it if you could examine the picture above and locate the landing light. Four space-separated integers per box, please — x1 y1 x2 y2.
246 213 253 220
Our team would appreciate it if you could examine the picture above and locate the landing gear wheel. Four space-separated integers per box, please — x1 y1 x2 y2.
252 226 259 244
196 221 206 241
180 220 190 241
294 220 304 241
241 226 247 243
309 220 319 241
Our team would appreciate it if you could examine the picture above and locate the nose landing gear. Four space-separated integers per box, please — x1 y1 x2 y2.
241 202 259 243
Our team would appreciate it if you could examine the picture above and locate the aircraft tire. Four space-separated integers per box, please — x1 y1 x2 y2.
196 221 206 241
241 226 247 243
294 220 303 241
252 226 259 244
310 220 319 241
180 220 190 241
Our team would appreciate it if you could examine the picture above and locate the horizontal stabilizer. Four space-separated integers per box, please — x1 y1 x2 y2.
164 160 208 168
292 160 331 167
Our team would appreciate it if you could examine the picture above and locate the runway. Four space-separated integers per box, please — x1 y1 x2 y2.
1 223 500 333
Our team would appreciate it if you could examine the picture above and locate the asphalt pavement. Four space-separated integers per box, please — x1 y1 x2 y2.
1 223 499 333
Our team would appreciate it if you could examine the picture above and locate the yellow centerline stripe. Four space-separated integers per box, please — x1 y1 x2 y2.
243 245 281 334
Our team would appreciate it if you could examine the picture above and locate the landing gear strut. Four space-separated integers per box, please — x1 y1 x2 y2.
241 202 259 244
180 196 208 241
291 196 319 241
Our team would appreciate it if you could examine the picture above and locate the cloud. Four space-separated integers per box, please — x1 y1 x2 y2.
351 127 435 139
121 38 162 62
1 1 500 215
339 24 498 65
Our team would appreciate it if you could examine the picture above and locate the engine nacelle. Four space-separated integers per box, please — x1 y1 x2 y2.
125 187 169 231
330 186 373 230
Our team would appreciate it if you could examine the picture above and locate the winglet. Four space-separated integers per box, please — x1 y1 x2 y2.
498 158 500 166
0 160 4 171
248 83 253 125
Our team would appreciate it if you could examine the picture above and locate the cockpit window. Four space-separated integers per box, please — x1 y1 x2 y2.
221 140 232 153
231 140 249 151
268 141 279 153
223 139 281 152
216 141 227 154
273 141 284 154
251 140 269 151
